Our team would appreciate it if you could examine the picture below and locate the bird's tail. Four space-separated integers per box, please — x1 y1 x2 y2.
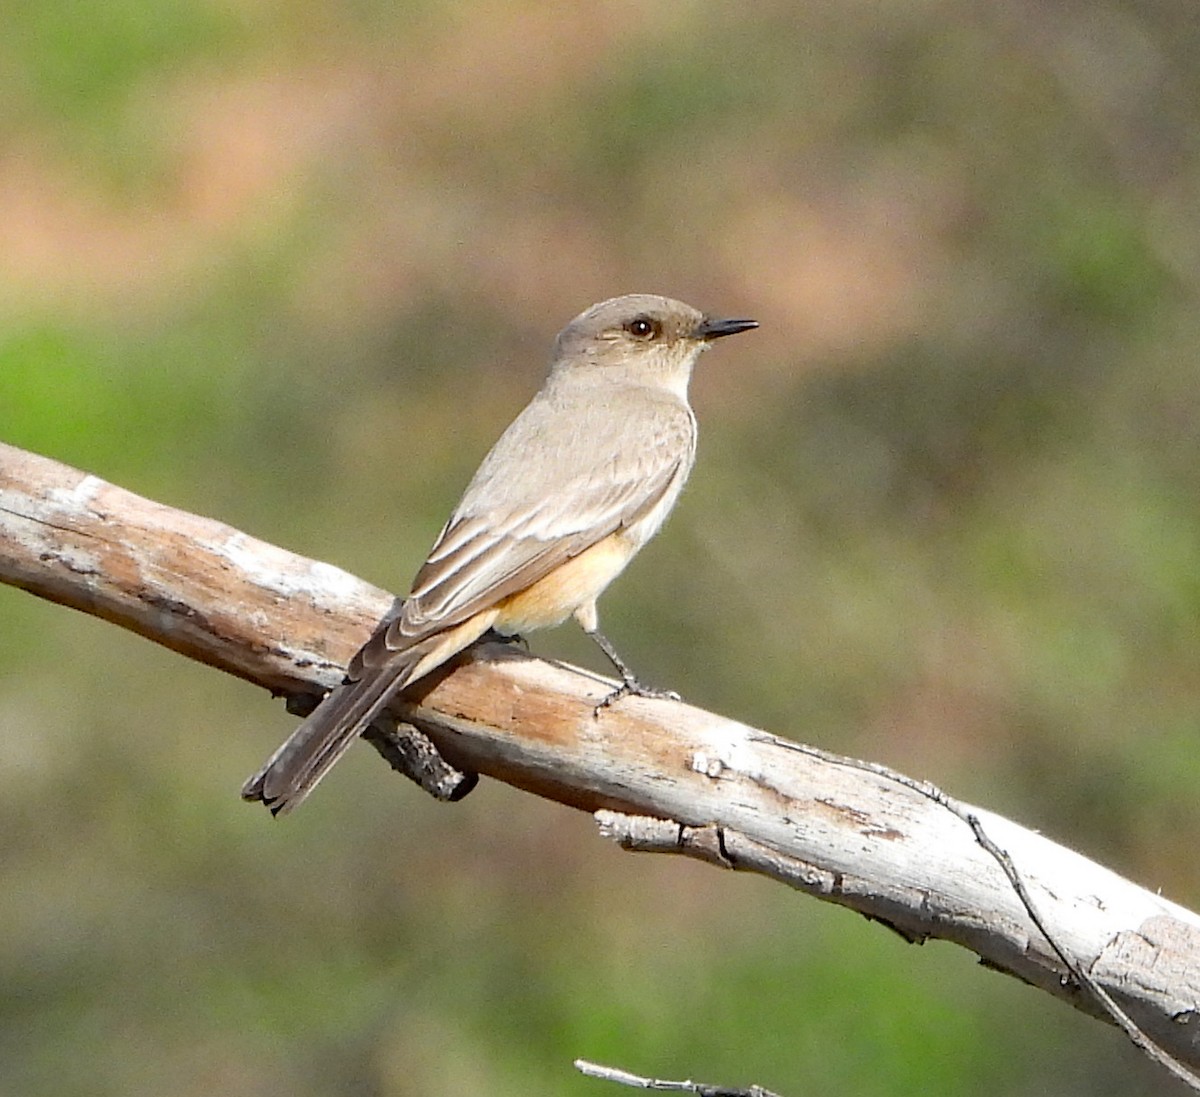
240 652 422 815
241 611 497 815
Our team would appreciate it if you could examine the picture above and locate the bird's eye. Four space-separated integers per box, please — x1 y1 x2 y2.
626 316 660 339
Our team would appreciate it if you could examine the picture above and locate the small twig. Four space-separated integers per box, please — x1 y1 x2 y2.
361 719 478 802
800 745 1200 1093
961 812 1200 1093
286 688 478 802
574 1059 784 1097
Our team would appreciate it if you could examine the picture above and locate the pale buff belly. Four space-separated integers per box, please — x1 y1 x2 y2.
491 532 635 636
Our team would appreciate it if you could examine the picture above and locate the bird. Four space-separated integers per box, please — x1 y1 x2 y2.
242 293 757 814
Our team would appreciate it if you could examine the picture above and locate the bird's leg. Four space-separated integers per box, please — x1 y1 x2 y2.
586 627 681 711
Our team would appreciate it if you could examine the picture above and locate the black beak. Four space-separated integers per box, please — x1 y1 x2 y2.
697 316 759 340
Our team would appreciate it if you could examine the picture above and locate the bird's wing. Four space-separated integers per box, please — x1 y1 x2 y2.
349 388 694 674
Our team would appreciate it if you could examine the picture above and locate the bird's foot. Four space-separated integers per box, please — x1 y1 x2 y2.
593 676 682 715
483 627 528 651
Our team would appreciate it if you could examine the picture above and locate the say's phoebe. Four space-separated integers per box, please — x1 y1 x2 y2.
243 294 757 814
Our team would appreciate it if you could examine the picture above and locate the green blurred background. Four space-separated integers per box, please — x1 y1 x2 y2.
3 1 1200 1094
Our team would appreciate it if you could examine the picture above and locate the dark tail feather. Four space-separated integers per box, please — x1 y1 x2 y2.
241 654 420 816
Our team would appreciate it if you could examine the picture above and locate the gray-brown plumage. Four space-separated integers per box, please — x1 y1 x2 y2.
242 294 757 814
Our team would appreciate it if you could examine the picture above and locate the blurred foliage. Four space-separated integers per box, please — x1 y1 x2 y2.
2 0 1200 1094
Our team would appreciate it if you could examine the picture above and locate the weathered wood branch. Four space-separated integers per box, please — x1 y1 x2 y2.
3 440 1200 1079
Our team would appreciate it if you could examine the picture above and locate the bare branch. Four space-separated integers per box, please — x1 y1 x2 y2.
574 1058 784 1097
5 441 1200 1081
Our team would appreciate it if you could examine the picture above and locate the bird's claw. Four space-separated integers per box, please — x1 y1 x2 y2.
593 678 682 715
